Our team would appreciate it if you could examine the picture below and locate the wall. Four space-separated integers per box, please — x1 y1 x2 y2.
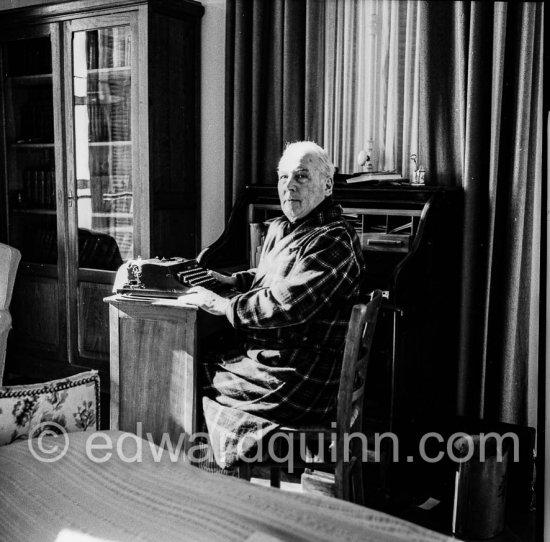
0 0 226 251
199 0 225 248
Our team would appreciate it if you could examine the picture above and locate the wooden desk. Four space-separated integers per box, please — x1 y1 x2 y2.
105 294 221 456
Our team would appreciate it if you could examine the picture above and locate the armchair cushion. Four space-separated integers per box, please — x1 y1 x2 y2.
0 371 100 446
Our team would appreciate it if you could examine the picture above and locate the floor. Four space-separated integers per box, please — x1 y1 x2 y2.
396 498 537 542
248 469 539 542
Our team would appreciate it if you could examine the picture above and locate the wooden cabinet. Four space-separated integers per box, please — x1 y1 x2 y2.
105 293 230 450
106 295 199 449
0 0 204 397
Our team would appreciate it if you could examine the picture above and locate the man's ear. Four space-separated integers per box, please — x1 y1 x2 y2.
324 177 334 196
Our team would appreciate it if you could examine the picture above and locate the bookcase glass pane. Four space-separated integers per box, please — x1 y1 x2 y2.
3 36 57 265
72 26 132 271
6 36 52 76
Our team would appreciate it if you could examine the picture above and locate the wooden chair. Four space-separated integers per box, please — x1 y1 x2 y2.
237 289 383 504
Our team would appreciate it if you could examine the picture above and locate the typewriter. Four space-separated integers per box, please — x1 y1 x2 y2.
117 257 238 299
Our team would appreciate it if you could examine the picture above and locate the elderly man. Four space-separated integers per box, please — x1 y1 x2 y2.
182 141 365 469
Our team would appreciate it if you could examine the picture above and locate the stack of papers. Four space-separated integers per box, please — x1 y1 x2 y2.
345 172 403 184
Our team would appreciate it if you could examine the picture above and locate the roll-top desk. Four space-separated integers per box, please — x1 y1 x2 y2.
199 183 463 434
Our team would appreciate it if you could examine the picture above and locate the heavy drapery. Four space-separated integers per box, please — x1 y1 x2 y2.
225 0 420 192
224 0 325 215
225 0 544 429
418 1 543 427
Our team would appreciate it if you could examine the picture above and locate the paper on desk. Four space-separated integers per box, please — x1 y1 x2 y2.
151 298 198 309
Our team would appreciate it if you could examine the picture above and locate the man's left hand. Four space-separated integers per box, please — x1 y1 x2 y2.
178 286 230 316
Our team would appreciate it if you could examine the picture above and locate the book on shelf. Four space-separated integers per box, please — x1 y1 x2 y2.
345 172 404 184
87 31 98 70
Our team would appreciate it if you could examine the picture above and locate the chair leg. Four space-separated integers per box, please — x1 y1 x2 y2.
237 462 252 481
270 467 281 488
351 462 365 506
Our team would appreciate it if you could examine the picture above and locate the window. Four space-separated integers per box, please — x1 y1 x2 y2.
322 0 419 176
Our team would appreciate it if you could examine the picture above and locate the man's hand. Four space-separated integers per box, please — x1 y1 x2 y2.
208 269 238 287
178 286 230 316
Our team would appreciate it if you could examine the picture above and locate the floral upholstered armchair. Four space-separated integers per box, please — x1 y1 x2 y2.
0 244 100 447
0 371 100 446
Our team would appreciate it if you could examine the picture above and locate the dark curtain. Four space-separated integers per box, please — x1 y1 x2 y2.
224 0 325 217
225 0 544 428
418 1 543 427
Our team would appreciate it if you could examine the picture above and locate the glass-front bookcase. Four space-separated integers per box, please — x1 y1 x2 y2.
4 35 56 266
72 24 133 267
0 1 203 388
1 27 66 367
4 27 134 268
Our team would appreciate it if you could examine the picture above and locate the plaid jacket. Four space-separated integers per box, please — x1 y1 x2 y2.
202 200 365 469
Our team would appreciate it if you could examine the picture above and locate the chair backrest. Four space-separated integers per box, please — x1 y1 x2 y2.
334 290 383 495
0 243 22 384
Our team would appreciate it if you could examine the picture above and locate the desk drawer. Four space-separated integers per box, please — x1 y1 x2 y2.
361 233 411 253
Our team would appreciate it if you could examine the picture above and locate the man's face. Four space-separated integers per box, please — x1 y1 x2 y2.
277 148 333 223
